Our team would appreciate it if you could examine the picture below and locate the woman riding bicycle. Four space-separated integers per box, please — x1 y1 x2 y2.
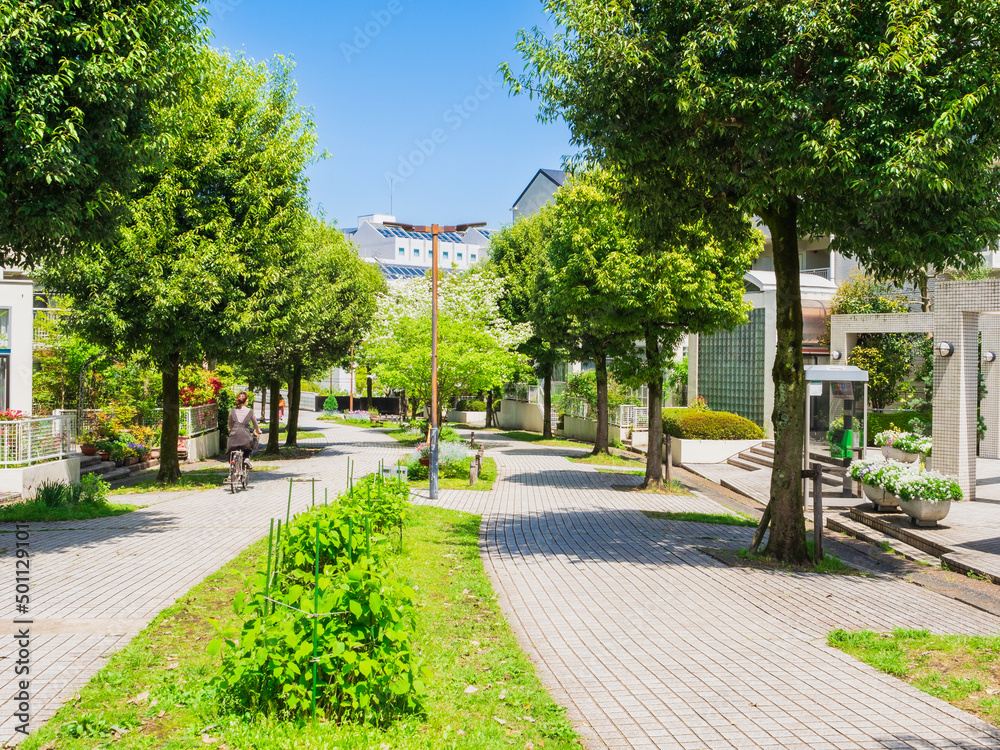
226 391 261 468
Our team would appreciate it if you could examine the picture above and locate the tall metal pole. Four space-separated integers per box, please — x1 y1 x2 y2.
430 224 440 500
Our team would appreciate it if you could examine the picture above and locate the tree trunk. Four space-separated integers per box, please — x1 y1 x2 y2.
761 196 809 563
265 379 281 454
156 353 182 484
366 374 373 410
542 366 553 438
260 384 267 423
919 267 931 313
593 352 610 455
285 362 302 448
642 331 665 490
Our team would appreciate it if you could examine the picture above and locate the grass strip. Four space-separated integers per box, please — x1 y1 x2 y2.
20 504 579 750
737 541 857 575
568 452 643 467
829 628 1000 726
410 458 499 492
495 431 589 450
0 500 139 523
111 466 281 495
643 510 757 527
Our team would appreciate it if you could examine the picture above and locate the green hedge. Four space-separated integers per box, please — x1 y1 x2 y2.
662 408 765 440
866 410 929 444
456 399 487 412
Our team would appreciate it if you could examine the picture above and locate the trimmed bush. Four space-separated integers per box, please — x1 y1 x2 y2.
866 411 928 445
456 399 486 412
662 408 765 440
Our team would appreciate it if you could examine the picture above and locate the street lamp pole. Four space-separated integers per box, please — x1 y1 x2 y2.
385 220 485 500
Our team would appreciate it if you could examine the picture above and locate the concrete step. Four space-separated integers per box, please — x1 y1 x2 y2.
727 457 763 472
100 467 132 482
79 454 103 469
81 460 117 477
826 512 939 566
742 452 773 469
750 445 774 459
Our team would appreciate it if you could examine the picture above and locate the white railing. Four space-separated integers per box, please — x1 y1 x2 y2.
504 381 568 404
149 404 219 437
612 405 649 430
562 396 589 419
0 415 77 467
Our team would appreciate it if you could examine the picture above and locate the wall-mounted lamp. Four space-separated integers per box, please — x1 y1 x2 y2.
986 351 997 363
831 350 842 361
937 341 955 358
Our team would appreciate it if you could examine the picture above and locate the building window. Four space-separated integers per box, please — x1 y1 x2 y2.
398 247 405 256
443 251 449 259
470 254 477 262
414 248 420 257
0 308 10 351
457 252 463 261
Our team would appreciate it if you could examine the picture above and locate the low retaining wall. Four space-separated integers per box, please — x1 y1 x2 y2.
0 459 81 499
563 415 627 445
447 410 486 427
498 400 545 433
186 430 220 462
662 437 764 465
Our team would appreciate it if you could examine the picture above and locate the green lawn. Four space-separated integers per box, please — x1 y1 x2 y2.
317 415 376 427
111 465 280 495
643 510 757 527
568 452 644 467
829 628 1000 728
410 457 498 492
496 431 590 449
0 499 139 523
18 504 579 750
259 425 320 435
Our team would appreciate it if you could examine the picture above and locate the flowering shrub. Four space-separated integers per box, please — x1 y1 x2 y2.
873 430 903 447
890 470 962 503
849 458 919 488
0 409 24 421
345 410 370 420
179 366 222 407
893 433 932 455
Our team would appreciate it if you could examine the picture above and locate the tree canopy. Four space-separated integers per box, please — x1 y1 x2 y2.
43 50 317 481
0 0 204 265
506 0 1000 561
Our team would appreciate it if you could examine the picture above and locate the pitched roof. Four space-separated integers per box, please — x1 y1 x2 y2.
511 168 566 211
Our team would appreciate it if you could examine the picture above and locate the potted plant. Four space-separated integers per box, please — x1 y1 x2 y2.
888 470 962 527
417 443 431 467
80 431 100 456
95 439 115 462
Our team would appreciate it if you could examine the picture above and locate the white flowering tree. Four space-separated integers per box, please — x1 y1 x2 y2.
364 265 530 422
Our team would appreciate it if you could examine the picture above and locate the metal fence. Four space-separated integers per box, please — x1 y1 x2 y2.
61 404 220 439
503 382 568 404
0 415 77 467
562 396 589 419
612 405 649 430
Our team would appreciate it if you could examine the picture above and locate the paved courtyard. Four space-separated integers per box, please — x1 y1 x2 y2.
4 420 1000 748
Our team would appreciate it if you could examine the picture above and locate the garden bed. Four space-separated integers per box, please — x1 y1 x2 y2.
700 544 861 576
409 457 498 491
19 504 580 749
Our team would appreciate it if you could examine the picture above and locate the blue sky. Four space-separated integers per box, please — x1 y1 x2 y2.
204 0 574 230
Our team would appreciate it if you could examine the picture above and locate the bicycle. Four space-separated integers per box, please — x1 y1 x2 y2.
226 449 251 493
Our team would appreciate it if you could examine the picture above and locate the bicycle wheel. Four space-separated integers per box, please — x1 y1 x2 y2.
229 453 237 494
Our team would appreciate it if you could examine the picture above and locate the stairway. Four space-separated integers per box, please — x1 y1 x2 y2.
79 453 158 487
727 440 847 490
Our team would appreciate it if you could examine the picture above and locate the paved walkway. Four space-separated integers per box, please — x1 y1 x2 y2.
5 422 1000 748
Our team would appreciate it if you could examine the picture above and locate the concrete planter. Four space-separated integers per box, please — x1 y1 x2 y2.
447 410 487 427
562 416 626 445
884 446 919 463
0 459 81 499
663 438 764 465
898 497 951 527
862 482 898 511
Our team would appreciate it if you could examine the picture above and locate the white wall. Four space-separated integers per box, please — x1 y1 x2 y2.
497 400 544 433
1 280 34 415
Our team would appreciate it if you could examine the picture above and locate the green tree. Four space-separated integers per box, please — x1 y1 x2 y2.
507 0 1000 561
488 206 566 436
43 51 316 482
539 172 644 455
249 218 385 452
0 0 203 264
366 266 529 424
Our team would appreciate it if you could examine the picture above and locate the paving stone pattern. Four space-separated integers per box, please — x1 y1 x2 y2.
4 424 1000 748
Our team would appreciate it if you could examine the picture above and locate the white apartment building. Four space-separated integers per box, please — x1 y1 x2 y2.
343 214 494 280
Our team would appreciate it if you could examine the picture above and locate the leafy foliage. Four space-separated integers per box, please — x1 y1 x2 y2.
0 0 204 264
662 408 765 440
214 474 426 724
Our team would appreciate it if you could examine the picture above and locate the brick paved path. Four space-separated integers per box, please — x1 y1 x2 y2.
6 423 1000 748
421 432 1000 749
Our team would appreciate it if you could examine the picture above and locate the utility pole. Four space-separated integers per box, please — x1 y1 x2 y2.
385 219 485 499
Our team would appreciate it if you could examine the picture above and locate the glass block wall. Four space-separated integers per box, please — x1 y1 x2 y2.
698 308 766 427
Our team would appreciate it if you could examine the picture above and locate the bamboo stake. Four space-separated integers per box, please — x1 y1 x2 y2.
285 477 293 526
263 518 274 606
311 517 320 722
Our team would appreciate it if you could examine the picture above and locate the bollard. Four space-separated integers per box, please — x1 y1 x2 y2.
813 462 824 563
470 462 479 486
470 431 476 448
842 470 853 498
